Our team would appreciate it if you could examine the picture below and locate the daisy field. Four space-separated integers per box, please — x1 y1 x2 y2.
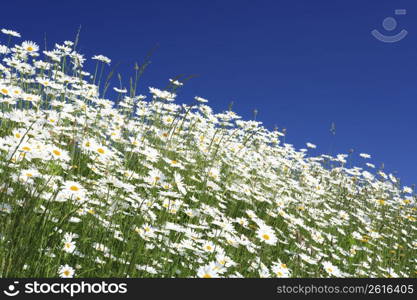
0 28 416 278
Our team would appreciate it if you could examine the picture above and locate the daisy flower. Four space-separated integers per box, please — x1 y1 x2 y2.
146 169 166 186
11 128 27 140
93 144 112 159
256 225 278 246
0 45 9 54
80 139 96 152
134 223 156 239
162 115 175 125
149 87 176 101
63 232 78 241
63 240 76 253
37 77 52 87
202 241 216 253
197 264 219 278
19 143 34 155
165 158 183 168
322 261 342 277
49 146 70 161
299 253 318 264
306 142 316 149
207 167 220 181
216 254 236 268
20 168 40 181
1 28 21 38
58 265 75 278
208 261 227 274
169 79 183 86
22 93 41 103
403 186 413 194
272 263 291 277
0 85 11 96
93 243 110 253
92 54 111 65
195 96 208 103
61 181 85 200
21 41 39 53
10 87 22 98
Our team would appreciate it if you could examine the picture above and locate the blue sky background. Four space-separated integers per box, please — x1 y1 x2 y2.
1 0 416 187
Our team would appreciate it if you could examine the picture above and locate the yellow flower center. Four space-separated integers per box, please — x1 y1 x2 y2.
63 270 70 276
262 234 270 240
22 146 31 151
1 88 8 94
97 148 105 154
53 150 61 156
27 46 34 51
202 274 212 278
70 185 79 192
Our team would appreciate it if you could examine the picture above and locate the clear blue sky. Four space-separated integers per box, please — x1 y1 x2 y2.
2 0 416 187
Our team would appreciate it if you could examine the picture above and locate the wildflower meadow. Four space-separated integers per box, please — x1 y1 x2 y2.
0 29 416 278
